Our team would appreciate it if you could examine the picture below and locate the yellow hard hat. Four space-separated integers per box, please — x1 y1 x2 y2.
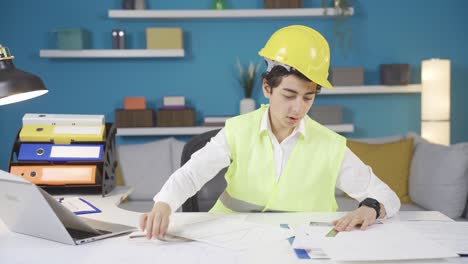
258 25 333 89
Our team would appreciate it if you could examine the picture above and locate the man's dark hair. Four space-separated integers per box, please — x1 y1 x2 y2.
262 65 322 94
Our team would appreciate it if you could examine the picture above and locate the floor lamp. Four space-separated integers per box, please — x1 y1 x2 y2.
421 59 451 146
0 44 48 106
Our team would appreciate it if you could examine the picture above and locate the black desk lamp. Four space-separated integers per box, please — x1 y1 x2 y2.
0 44 48 106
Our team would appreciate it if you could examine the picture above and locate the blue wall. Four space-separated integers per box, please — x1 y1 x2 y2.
1 0 467 170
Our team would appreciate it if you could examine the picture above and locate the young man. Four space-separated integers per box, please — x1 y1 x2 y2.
140 25 400 239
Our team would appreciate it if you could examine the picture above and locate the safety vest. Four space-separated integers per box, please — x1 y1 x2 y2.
209 104 346 212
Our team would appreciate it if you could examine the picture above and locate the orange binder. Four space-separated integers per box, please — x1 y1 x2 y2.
10 165 97 185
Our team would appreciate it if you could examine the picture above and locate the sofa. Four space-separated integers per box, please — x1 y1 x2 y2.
116 132 468 221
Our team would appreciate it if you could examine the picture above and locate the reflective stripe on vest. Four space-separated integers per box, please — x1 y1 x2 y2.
219 191 286 212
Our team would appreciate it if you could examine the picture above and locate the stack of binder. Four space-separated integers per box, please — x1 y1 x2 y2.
8 114 117 196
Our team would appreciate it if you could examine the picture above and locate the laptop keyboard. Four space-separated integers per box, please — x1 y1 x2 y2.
66 228 111 240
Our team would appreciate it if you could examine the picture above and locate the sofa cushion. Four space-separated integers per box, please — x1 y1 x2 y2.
338 135 406 197
408 136 468 219
347 138 414 204
117 138 173 200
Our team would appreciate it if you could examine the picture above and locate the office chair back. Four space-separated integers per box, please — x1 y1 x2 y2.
181 129 227 212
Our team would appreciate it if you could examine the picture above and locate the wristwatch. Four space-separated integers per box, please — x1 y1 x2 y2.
359 198 381 219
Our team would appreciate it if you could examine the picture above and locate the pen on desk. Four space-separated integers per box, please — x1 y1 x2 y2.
309 221 334 227
129 233 146 239
309 222 339 237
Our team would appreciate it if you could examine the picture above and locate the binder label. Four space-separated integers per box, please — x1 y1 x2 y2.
50 146 101 158
53 126 102 135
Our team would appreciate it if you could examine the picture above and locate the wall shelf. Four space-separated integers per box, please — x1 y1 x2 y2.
108 8 354 19
39 49 185 58
117 124 354 136
321 84 421 95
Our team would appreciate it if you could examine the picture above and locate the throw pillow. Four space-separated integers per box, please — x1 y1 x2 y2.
347 138 414 204
408 136 468 219
339 135 406 197
117 138 173 200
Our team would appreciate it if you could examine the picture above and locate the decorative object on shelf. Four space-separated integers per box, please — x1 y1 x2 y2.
146 27 183 50
124 96 146 110
236 58 260 114
321 0 352 54
0 45 48 106
308 105 343 124
212 0 228 10
264 0 302 8
112 29 126 49
240 98 255 115
54 28 90 50
162 96 185 110
122 0 135 9
117 96 153 127
421 59 451 146
115 109 154 128
380 64 410 85
330 67 363 86
134 0 146 10
156 108 195 127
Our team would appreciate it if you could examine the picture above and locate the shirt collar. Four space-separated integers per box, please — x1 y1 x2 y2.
259 105 307 138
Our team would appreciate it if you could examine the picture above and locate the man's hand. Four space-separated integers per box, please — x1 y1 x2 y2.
139 201 171 240
332 206 377 232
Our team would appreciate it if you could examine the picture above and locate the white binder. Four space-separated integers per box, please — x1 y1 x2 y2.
22 113 105 126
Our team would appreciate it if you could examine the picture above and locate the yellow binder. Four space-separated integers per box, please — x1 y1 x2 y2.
19 125 105 144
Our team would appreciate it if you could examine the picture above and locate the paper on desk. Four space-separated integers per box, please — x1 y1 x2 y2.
168 218 293 251
293 222 458 261
58 197 101 215
403 221 468 255
292 224 335 250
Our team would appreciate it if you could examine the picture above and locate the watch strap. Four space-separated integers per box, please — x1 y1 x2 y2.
359 198 381 219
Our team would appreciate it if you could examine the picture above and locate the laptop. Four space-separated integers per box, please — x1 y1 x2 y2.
0 169 136 245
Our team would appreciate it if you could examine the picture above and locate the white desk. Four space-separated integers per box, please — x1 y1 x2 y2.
0 187 466 264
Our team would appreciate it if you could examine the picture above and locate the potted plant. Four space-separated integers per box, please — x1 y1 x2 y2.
236 58 260 114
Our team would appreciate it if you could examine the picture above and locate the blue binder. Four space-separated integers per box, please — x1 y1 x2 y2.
18 143 104 162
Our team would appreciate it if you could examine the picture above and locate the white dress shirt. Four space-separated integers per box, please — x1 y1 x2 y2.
154 107 401 217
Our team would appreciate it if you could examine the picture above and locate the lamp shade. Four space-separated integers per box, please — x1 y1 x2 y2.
421 59 451 145
0 45 48 106
421 121 450 146
421 59 450 121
